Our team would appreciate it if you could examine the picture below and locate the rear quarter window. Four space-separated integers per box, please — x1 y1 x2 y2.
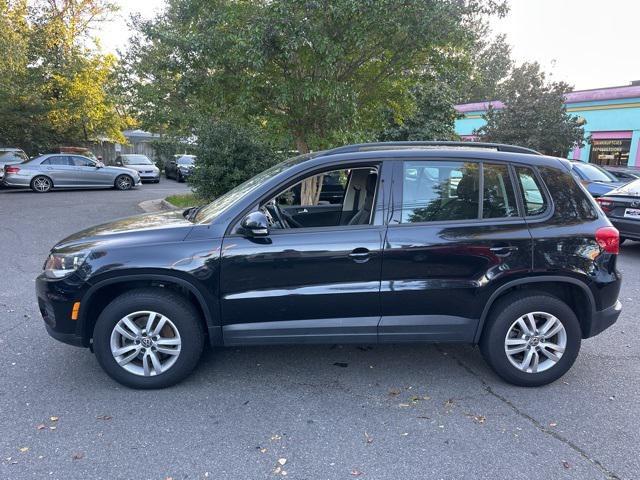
538 166 598 220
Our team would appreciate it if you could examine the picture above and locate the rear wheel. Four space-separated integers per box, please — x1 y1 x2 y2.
480 291 581 387
31 175 52 193
177 171 184 183
93 289 205 389
114 174 133 190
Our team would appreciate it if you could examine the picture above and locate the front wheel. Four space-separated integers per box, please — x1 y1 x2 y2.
93 289 205 389
480 291 581 387
114 174 133 190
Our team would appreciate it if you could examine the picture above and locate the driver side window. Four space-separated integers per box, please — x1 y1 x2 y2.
266 166 378 229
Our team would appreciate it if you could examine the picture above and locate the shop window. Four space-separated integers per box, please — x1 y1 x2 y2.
589 138 631 166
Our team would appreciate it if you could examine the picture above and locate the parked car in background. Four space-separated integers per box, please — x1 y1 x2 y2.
596 178 640 243
602 165 640 182
2 153 141 192
165 154 196 182
36 141 621 389
569 161 625 197
0 148 29 183
114 154 160 183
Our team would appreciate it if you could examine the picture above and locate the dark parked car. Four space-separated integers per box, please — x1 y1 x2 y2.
569 161 625 197
596 178 640 243
165 154 196 182
602 165 640 182
37 142 622 389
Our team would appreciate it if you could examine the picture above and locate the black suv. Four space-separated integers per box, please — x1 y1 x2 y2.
36 142 622 389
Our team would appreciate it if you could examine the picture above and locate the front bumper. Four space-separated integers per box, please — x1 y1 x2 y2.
36 273 88 347
584 299 622 338
138 171 161 181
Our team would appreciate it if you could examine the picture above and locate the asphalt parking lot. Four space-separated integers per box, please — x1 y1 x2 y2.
1 181 639 480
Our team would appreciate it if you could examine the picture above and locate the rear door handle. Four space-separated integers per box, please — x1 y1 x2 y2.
349 247 370 262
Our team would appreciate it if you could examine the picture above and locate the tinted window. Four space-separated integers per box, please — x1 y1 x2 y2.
401 161 480 223
0 150 27 162
42 156 71 166
539 167 597 220
483 163 518 218
515 166 547 216
71 156 95 167
177 156 196 165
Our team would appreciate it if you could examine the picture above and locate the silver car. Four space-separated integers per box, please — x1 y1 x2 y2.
2 153 141 193
114 154 161 183
0 148 29 182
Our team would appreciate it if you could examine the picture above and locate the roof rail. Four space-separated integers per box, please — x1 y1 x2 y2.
316 141 542 157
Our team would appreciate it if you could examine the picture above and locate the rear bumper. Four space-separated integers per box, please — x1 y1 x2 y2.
584 299 622 338
2 173 31 187
609 218 640 240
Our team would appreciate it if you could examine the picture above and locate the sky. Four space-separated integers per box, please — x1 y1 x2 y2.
98 0 639 91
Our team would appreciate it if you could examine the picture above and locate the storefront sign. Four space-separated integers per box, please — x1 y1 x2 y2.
589 138 631 166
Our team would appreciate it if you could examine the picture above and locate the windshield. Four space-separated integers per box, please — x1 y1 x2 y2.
194 154 311 223
122 155 152 165
574 163 618 182
0 150 27 163
177 156 195 165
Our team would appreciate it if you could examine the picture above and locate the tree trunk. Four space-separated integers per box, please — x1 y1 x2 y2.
295 134 323 205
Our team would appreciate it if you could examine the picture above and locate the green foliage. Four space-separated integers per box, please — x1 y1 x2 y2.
127 0 508 152
377 78 461 142
476 63 585 156
165 193 199 208
460 34 513 102
150 138 193 169
188 122 284 201
0 0 131 155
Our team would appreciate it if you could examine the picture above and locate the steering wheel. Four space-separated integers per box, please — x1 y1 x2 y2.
264 200 287 229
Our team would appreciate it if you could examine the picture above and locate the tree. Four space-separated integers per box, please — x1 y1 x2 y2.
127 0 507 150
0 0 131 154
459 33 512 102
476 63 585 156
188 121 283 201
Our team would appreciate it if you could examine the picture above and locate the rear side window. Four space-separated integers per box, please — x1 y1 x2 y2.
483 163 518 218
538 166 598 220
400 161 480 223
515 166 547 216
71 156 95 167
41 156 71 166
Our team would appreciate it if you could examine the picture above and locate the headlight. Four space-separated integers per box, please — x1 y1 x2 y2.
43 250 90 279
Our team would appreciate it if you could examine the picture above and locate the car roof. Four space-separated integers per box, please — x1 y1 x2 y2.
297 143 570 171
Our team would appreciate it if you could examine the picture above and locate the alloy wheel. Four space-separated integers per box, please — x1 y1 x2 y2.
117 176 132 190
33 177 51 192
110 311 181 377
504 311 567 374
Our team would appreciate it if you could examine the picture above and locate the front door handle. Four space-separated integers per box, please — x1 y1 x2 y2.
349 247 370 263
489 245 519 255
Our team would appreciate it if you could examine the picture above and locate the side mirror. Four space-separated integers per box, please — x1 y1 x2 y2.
241 211 269 237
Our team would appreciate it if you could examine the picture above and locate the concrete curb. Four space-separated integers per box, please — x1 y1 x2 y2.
138 198 180 213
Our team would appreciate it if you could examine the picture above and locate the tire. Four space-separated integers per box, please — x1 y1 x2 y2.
93 288 205 389
114 174 133 190
177 171 184 183
165 169 171 179
480 291 581 387
31 175 53 193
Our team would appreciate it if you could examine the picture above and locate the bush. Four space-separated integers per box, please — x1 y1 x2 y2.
189 122 283 201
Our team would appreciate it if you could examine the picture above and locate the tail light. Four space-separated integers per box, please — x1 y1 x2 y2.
595 226 619 254
596 197 614 213
4 165 20 174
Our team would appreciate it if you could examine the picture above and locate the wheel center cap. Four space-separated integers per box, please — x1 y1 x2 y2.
141 337 153 348
530 336 540 347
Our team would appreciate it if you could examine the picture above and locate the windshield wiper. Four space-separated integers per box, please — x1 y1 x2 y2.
186 205 204 222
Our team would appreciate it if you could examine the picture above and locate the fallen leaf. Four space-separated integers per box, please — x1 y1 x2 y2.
19 447 29 453
388 388 401 396
270 434 281 441
259 448 267 454
549 422 558 427
350 470 364 477
473 415 486 424
277 458 287 466
401 432 409 436
50 416 59 422
444 399 455 409
398 403 411 408
333 362 348 368
417 415 431 420
49 426 56 431
562 461 571 469
36 424 46 430
96 415 112 421
364 432 373 444
71 452 84 460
